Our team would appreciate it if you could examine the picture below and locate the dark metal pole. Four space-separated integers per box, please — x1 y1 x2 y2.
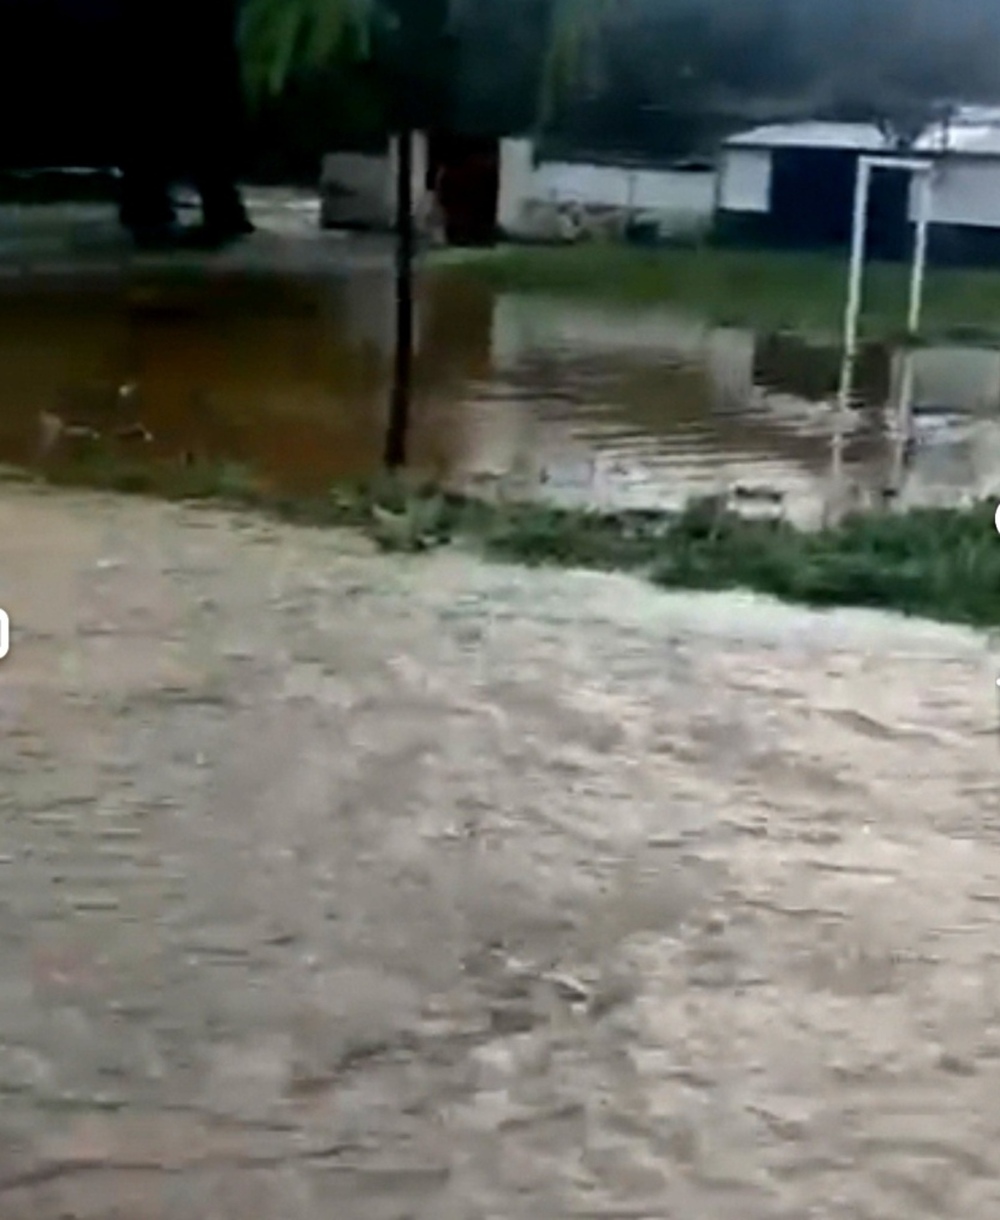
383 126 415 470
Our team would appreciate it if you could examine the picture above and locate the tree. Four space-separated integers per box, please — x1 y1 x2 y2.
240 0 603 470
240 0 604 124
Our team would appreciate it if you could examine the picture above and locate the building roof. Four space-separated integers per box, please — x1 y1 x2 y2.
725 122 890 153
914 121 1000 157
726 109 1000 160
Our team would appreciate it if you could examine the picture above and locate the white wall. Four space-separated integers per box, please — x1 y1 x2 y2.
907 158 1000 228
532 162 716 216
320 134 429 229
497 139 537 234
387 132 430 218
319 152 389 227
717 148 771 214
500 143 717 240
321 135 717 241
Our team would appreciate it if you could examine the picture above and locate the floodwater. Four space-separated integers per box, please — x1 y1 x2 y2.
1 483 999 1218
4 244 1000 522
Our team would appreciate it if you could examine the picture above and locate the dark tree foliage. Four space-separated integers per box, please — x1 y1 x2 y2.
3 0 1000 176
0 0 120 167
547 0 1000 161
244 0 1000 172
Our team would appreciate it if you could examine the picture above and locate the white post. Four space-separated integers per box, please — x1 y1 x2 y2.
838 158 871 413
626 171 638 224
833 158 871 484
834 155 933 505
892 169 934 495
908 172 932 336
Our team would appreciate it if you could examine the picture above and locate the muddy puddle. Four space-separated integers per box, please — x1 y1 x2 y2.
3 254 1000 523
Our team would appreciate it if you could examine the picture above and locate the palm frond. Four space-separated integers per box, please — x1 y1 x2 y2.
240 0 607 115
538 0 608 126
239 0 376 97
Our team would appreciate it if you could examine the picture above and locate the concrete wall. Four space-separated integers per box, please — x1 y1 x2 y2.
321 133 716 243
717 148 772 214
533 162 716 213
911 157 1000 228
496 138 536 236
320 134 430 230
498 139 717 242
715 144 1000 234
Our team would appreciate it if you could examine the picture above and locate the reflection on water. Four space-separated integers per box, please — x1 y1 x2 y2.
3 268 1000 524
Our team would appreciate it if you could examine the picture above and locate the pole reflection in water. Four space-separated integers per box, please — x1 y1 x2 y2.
0 275 995 524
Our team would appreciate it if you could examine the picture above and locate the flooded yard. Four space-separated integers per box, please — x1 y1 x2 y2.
2 197 1000 1218
0 482 999 1218
2 216 1000 524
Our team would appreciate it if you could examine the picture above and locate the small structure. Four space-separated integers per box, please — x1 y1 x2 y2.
321 134 717 247
500 146 716 244
320 135 432 233
715 121 909 258
911 113 1000 264
321 132 504 245
715 109 1000 265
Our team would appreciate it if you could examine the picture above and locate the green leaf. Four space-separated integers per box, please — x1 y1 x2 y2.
239 0 606 110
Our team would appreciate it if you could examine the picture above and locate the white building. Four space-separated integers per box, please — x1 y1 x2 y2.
320 135 431 231
717 121 887 216
498 140 716 242
911 115 1000 259
715 110 1000 263
320 134 717 245
716 121 904 254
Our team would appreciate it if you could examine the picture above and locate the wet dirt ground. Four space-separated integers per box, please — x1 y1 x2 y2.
1 482 999 1217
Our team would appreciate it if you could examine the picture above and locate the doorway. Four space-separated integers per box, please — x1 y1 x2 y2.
426 133 500 247
769 148 911 260
865 165 912 262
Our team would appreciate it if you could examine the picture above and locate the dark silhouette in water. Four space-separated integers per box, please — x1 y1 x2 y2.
117 0 255 249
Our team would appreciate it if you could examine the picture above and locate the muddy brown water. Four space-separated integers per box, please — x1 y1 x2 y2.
3 261 1000 523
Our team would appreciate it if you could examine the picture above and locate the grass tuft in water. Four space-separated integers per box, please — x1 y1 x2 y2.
9 453 1000 627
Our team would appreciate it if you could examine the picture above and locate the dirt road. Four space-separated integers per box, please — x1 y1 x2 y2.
0 483 998 1218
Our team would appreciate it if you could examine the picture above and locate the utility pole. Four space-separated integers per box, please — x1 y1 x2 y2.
381 0 452 471
383 125 415 469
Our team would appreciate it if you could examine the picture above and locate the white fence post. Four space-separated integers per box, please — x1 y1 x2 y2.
838 159 872 414
908 171 933 336
834 154 934 499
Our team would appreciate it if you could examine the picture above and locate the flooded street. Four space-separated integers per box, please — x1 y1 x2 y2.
0 482 999 1218
3 201 1000 1212
3 195 1000 522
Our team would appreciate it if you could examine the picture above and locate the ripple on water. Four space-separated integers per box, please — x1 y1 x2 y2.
1 224 999 521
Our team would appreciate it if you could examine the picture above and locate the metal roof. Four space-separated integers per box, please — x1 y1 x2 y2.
725 122 890 153
726 109 1000 160
914 122 1000 157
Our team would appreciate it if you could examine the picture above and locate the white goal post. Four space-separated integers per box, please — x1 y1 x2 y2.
834 155 935 485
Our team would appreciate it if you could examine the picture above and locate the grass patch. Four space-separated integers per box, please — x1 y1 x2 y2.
433 243 1000 344
650 496 1000 625
10 450 1000 629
